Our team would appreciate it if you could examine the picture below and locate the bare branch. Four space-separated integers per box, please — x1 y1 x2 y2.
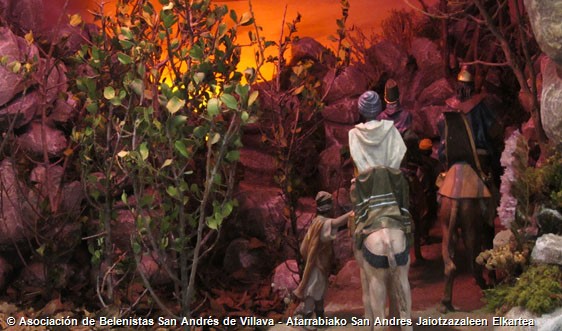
462 59 510 66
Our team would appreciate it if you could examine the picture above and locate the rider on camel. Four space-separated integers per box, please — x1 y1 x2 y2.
438 65 504 190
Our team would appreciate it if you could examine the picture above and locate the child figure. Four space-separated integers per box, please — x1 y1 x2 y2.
293 191 351 318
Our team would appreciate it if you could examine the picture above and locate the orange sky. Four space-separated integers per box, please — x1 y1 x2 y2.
46 0 415 79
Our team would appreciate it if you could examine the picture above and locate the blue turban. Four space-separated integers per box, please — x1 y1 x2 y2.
358 90 382 119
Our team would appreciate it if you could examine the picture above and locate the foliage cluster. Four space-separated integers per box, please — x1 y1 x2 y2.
380 9 439 52
537 151 562 209
249 0 351 270
484 264 562 315
69 0 258 318
486 132 562 314
476 242 530 275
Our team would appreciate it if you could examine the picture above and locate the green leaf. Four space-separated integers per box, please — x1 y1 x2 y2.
220 93 238 110
209 132 221 145
193 126 208 139
189 45 204 60
161 10 177 28
222 201 234 218
119 39 134 50
207 98 220 116
117 52 133 65
170 115 187 128
130 79 144 96
229 9 238 23
36 244 46 256
166 185 179 198
103 86 115 100
161 158 173 169
241 111 249 123
193 72 205 84
139 142 149 161
218 23 228 39
226 150 240 162
166 96 185 114
235 84 249 101
86 102 98 114
120 26 133 40
248 90 259 107
174 140 189 158
239 11 253 26
132 242 141 255
121 191 128 204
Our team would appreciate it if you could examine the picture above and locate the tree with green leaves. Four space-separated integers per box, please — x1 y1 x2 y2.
71 0 258 319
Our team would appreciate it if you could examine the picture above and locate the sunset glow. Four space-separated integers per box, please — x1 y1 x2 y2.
45 0 412 80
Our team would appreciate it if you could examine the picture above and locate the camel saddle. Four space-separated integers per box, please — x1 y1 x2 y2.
439 111 491 199
351 166 413 250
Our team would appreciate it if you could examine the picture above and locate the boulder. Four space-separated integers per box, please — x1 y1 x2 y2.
1 0 43 33
540 56 562 144
332 187 353 216
240 125 267 149
333 229 354 271
322 65 370 104
238 148 277 186
38 60 68 104
525 0 562 67
271 259 299 299
0 159 32 246
30 164 64 199
536 208 562 235
27 165 82 217
321 97 359 125
407 66 447 109
295 197 316 239
324 120 354 148
222 238 271 283
366 40 409 78
0 91 39 130
317 144 354 194
416 78 454 108
290 37 335 68
409 38 443 71
0 256 12 290
137 252 172 286
413 105 445 138
333 259 361 289
495 306 562 331
48 96 78 124
233 183 286 245
494 307 535 331
531 233 562 265
55 181 84 219
537 307 562 331
16 262 73 290
0 27 37 107
16 121 68 157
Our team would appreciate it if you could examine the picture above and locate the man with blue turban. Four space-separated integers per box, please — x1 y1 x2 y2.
349 90 406 173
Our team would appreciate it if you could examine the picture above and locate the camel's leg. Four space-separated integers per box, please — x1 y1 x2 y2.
409 178 425 263
355 248 374 321
413 220 425 263
364 264 387 331
461 199 490 289
439 197 458 312
360 263 374 321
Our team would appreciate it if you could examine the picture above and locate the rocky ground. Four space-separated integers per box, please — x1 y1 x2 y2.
269 223 498 331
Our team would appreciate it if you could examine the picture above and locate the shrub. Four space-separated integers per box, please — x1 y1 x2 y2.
484 264 562 315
